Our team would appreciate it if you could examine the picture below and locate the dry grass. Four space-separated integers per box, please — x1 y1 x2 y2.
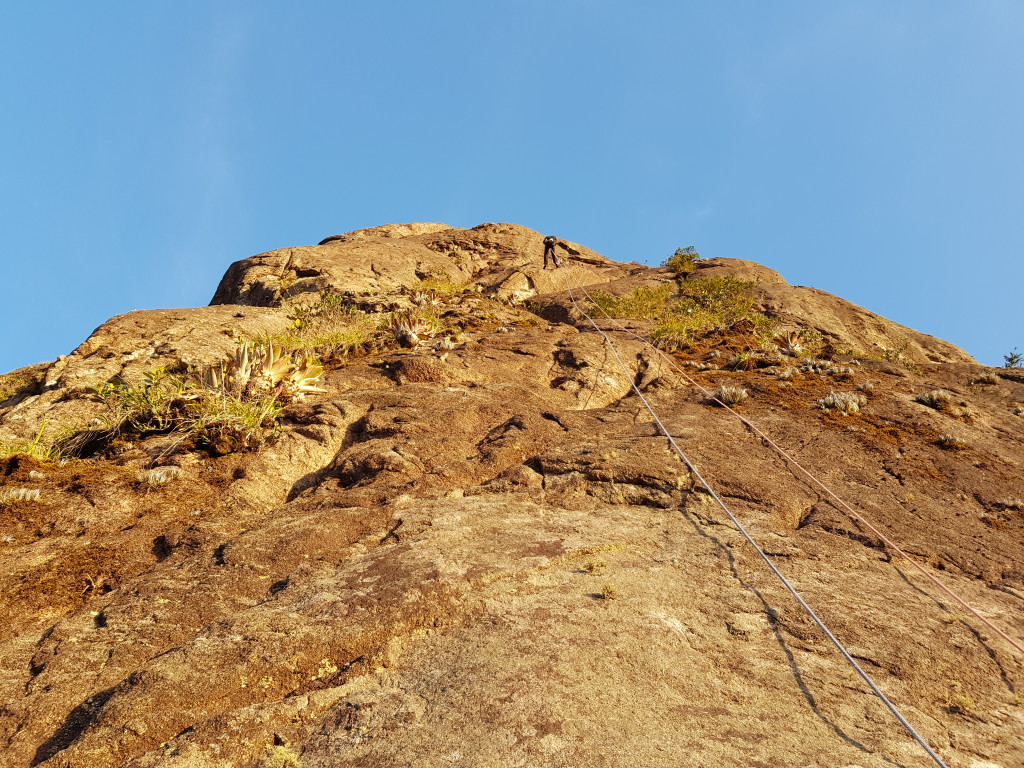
711 386 748 406
936 434 968 451
0 488 42 504
817 392 867 415
916 390 953 411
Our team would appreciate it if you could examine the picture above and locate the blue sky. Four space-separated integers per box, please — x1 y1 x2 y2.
1 1 1021 372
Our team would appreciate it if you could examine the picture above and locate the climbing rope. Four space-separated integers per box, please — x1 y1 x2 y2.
572 280 1024 660
559 272 951 768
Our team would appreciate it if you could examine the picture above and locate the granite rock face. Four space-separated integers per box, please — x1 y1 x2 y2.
0 223 1021 768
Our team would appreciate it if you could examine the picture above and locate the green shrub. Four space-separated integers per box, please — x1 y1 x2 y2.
587 285 674 319
1005 348 1022 368
279 291 377 359
664 246 701 277
59 341 325 458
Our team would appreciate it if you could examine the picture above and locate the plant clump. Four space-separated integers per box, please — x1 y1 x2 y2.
275 291 378 362
936 434 967 451
0 368 43 404
817 392 867 414
587 285 674 320
652 277 776 352
916 390 953 411
968 372 999 385
60 341 327 458
587 274 775 354
0 488 41 504
599 583 618 600
383 310 443 348
663 246 701 277
197 341 326 403
0 421 59 461
711 386 748 406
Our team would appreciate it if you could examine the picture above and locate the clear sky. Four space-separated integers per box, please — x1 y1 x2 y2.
1 1 1021 372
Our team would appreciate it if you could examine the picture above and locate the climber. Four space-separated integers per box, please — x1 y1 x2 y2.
543 235 563 269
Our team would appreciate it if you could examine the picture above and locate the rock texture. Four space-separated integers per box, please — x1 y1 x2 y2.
0 222 1022 768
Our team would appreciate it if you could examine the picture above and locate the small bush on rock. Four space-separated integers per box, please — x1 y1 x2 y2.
936 434 967 451
711 386 748 406
817 392 867 414
664 246 701 277
969 373 999 385
916 390 953 411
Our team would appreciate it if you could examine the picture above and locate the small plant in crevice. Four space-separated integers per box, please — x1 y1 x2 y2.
943 683 976 716
0 420 61 461
664 246 701 277
776 367 797 381
936 434 967 451
777 329 804 357
261 744 303 768
408 288 443 307
777 328 824 359
599 583 618 600
817 391 867 415
968 372 999 385
726 351 755 371
383 310 435 348
916 390 953 411
710 386 748 406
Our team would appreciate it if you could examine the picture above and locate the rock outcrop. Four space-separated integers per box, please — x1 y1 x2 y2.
0 223 1021 768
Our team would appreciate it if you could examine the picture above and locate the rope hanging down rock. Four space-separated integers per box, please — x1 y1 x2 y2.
573 281 1024 661
559 273 951 768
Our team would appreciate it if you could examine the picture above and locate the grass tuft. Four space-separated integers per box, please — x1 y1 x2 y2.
818 392 867 415
936 434 967 451
711 386 748 406
0 488 42 504
916 390 953 411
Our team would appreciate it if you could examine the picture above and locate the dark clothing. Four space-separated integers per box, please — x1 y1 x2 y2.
543 236 562 269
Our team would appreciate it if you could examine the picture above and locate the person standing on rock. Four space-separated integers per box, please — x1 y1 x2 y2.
543 235 563 269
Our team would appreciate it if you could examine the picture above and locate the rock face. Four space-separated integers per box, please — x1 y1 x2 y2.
0 223 1022 768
